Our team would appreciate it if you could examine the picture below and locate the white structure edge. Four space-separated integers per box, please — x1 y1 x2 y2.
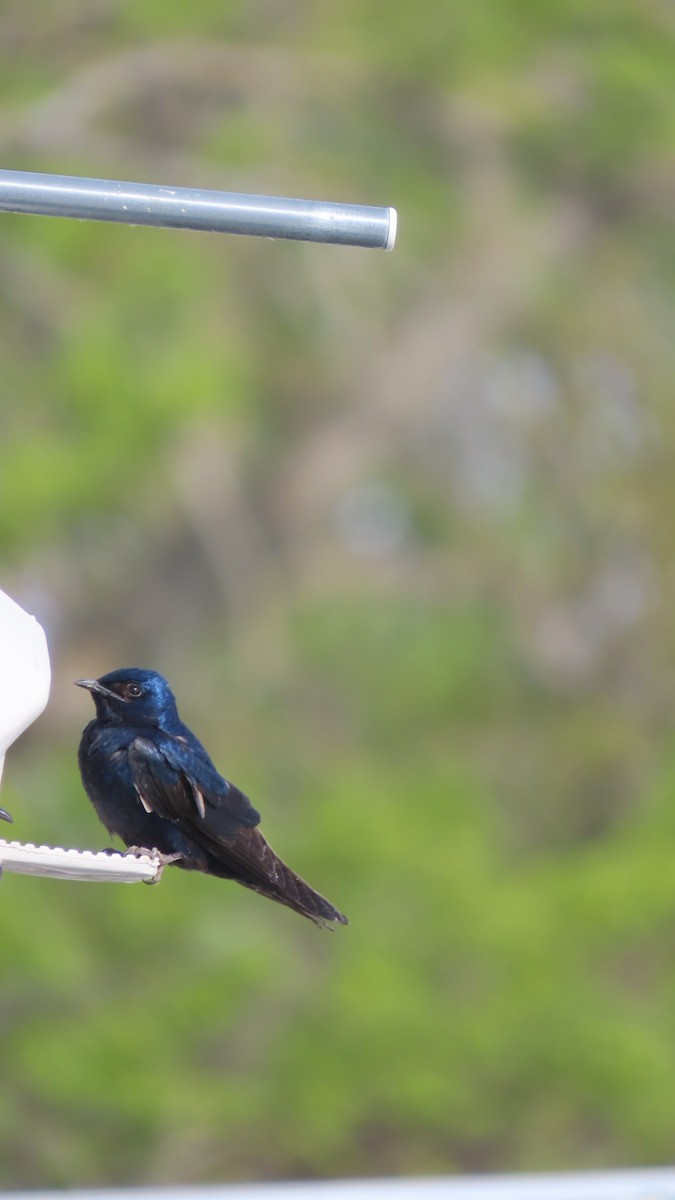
1 1167 675 1200
0 586 51 782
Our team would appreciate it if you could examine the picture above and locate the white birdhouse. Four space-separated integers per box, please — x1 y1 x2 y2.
0 587 51 782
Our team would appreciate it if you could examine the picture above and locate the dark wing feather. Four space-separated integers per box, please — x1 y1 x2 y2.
205 824 349 927
128 733 260 843
128 733 347 928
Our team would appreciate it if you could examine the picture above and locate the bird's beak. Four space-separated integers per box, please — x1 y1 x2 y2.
75 679 120 702
0 806 12 823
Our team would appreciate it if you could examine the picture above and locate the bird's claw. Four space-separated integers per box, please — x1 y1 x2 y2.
0 807 12 879
123 846 182 884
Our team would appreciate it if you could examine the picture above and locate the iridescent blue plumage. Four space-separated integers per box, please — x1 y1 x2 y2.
76 668 347 927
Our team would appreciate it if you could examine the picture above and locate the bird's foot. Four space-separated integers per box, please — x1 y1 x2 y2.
0 808 12 879
123 846 182 884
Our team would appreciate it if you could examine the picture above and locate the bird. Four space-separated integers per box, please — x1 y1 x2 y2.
76 667 348 928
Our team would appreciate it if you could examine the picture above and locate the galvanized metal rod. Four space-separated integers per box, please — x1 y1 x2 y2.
0 168 397 249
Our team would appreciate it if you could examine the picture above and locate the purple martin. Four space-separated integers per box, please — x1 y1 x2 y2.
76 668 348 928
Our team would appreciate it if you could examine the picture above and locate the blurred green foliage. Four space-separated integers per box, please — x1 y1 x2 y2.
1 0 675 1187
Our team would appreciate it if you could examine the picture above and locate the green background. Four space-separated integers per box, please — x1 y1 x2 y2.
1 0 675 1186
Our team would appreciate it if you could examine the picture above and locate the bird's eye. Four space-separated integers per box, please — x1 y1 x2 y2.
126 683 143 698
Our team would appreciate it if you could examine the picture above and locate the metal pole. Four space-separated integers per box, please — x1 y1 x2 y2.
0 168 397 250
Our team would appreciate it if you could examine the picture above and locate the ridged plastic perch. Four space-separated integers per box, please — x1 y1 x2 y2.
0 840 162 883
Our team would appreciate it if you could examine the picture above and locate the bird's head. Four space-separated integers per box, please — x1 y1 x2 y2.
75 668 179 727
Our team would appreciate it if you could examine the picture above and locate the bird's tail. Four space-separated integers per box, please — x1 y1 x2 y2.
208 826 348 928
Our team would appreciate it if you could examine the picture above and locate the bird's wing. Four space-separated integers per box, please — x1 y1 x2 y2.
128 733 347 928
203 823 349 926
127 733 260 843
